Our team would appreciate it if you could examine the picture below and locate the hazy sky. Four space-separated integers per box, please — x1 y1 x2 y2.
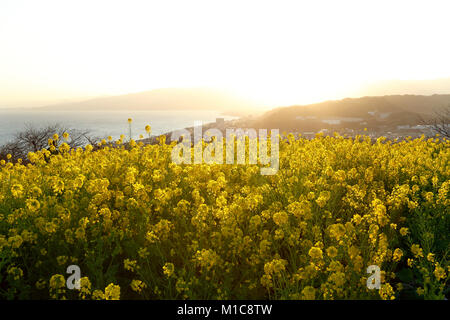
1 0 450 108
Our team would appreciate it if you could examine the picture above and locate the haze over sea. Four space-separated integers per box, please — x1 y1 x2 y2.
0 109 236 146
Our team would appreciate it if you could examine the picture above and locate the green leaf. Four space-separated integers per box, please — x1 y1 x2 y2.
397 268 414 283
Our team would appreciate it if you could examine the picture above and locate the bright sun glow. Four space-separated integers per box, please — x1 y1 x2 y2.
1 0 450 108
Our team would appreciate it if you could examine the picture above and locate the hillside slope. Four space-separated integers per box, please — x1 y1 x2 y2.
37 88 262 115
251 95 449 132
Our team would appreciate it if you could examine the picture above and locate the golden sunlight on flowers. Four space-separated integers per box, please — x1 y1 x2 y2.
104 283 121 300
0 130 448 300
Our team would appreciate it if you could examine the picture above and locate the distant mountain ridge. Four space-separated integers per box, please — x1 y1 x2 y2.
32 90 450 133
36 88 262 116
33 86 450 118
263 94 450 117
251 94 450 132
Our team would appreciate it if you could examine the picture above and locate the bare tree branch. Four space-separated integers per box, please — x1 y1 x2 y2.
420 105 450 139
0 123 100 162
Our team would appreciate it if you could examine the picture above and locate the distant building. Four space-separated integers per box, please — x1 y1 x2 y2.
296 115 317 120
367 111 391 119
412 124 432 130
322 119 341 125
321 117 363 125
302 132 316 139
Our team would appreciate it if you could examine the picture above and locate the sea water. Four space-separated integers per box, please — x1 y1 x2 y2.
0 109 236 146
